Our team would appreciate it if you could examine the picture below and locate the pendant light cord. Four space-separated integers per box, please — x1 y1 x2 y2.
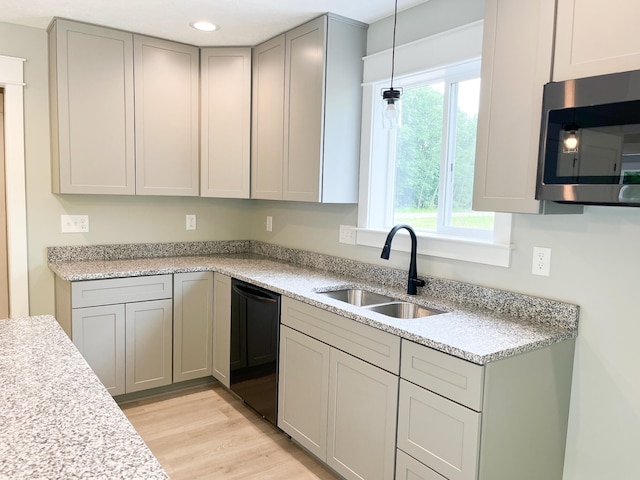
390 0 398 89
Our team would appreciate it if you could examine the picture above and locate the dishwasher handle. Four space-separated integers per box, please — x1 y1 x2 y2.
232 282 279 304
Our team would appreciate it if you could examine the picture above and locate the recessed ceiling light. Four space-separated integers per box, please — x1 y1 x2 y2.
190 21 219 32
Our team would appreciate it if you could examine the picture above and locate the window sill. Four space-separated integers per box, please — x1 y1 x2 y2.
356 228 512 268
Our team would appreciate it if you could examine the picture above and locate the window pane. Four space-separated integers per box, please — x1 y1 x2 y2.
393 82 444 231
449 78 494 230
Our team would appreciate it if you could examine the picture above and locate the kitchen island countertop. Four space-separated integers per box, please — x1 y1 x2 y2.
0 314 169 480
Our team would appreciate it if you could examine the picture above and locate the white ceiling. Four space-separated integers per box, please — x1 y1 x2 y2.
0 0 428 47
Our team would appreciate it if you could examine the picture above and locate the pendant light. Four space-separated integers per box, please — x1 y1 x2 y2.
382 0 402 129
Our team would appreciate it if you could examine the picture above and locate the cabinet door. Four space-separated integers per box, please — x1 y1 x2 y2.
201 48 251 198
472 0 555 214
72 304 126 396
212 273 231 387
327 348 398 480
251 34 285 200
278 325 330 461
173 272 213 382
283 16 326 202
554 0 640 81
134 35 199 196
397 380 480 480
125 299 173 393
49 19 135 195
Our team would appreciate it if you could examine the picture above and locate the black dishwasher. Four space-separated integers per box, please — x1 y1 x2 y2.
230 279 281 425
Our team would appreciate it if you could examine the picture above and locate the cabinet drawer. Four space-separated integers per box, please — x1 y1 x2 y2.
281 297 400 374
401 339 483 411
396 450 446 480
71 275 172 308
397 379 480 480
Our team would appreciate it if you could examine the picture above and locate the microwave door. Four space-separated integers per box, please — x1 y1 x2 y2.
555 130 623 181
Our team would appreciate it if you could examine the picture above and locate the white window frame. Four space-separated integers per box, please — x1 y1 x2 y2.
357 21 513 267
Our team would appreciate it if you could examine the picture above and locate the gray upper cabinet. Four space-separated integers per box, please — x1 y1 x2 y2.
49 19 199 196
473 0 556 214
251 34 286 200
251 14 367 203
473 0 581 215
49 19 135 195
201 48 252 199
554 0 640 81
134 35 199 196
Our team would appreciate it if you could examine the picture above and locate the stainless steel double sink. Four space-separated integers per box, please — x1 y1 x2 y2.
317 288 443 320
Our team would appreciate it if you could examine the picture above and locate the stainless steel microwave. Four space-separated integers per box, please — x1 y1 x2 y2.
536 69 640 206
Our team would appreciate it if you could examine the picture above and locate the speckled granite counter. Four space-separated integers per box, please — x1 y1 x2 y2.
48 241 579 365
0 315 169 480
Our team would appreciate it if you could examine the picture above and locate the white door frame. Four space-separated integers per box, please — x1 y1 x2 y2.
0 55 29 317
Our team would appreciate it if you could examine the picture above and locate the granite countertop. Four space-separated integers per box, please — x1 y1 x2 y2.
0 315 169 480
49 245 580 365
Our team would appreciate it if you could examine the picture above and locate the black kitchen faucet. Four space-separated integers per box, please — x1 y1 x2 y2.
380 224 425 295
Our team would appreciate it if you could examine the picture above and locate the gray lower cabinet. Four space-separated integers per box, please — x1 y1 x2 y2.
327 348 398 480
396 450 446 480
278 325 330 459
69 275 173 396
124 299 173 393
211 273 231 387
71 304 126 395
72 296 173 396
397 379 480 480
397 338 575 480
278 297 399 480
173 272 213 382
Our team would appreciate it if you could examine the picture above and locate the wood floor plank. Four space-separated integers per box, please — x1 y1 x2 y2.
120 383 339 479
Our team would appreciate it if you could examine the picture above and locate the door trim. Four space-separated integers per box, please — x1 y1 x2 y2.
0 55 29 317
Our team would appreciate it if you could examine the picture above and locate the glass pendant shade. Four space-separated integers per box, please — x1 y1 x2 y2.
382 88 402 130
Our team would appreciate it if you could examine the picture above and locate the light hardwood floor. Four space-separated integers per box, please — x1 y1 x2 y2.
120 382 339 480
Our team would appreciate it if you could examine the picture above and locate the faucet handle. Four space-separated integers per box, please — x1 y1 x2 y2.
408 277 426 295
415 278 426 287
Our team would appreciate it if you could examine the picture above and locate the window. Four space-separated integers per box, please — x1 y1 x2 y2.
357 21 512 267
375 61 493 239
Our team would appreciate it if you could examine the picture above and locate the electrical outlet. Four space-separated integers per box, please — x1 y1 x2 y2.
266 216 273 232
186 214 197 230
339 225 357 245
61 214 89 233
532 246 551 276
